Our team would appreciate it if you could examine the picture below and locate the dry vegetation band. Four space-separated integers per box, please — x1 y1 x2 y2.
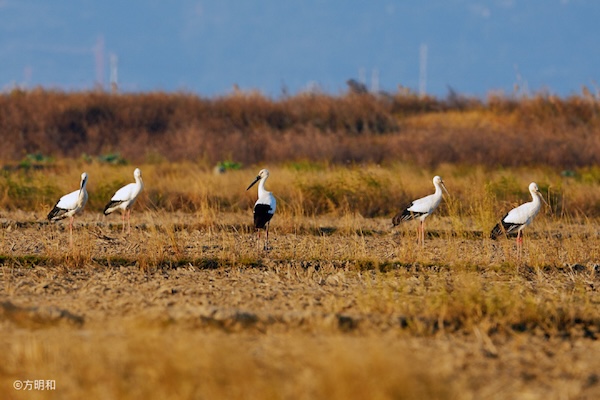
1 88 599 167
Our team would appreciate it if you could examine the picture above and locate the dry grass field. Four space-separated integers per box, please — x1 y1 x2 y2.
1 163 600 399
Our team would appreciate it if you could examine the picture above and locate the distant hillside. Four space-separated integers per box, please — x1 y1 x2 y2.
0 88 599 168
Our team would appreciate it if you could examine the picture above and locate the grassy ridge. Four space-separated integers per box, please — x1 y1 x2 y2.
1 88 599 167
1 162 600 219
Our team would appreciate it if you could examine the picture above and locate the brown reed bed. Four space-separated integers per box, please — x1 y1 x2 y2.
1 88 599 168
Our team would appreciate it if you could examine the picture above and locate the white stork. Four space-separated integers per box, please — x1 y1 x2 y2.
246 169 276 250
47 172 89 241
490 182 548 256
392 175 449 246
103 168 144 234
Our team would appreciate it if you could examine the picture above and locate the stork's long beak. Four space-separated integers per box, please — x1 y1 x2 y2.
246 176 260 191
537 190 549 207
441 181 450 196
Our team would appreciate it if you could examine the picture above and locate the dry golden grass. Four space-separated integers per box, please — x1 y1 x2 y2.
4 161 600 220
1 227 600 399
1 163 600 399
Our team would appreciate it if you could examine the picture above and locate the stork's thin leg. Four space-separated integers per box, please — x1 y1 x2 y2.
415 223 420 245
127 209 132 235
122 212 126 233
421 220 425 247
69 216 74 246
516 230 523 261
265 222 270 250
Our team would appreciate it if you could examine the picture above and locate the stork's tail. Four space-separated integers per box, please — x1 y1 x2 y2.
47 205 66 221
490 222 505 240
103 200 122 215
392 209 414 226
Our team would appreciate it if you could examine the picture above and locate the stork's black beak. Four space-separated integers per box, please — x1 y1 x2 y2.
246 176 260 190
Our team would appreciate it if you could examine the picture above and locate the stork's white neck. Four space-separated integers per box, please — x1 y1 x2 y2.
77 179 88 204
530 189 541 206
433 180 445 199
79 179 87 196
135 174 144 189
258 176 268 197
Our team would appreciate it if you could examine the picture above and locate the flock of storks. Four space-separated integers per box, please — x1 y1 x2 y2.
46 168 546 253
47 168 144 240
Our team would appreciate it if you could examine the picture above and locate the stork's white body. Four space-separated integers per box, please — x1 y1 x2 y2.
247 169 276 250
406 187 444 220
490 182 547 259
48 172 89 241
254 177 277 224
503 197 542 231
104 168 144 233
392 175 448 246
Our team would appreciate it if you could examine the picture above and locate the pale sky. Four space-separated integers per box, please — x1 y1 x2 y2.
1 0 598 98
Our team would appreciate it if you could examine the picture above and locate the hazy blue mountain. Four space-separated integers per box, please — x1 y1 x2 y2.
1 0 598 98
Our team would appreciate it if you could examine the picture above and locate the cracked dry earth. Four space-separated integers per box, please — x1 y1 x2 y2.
1 211 600 399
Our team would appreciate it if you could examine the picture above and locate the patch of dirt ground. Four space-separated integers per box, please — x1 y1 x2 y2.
1 211 600 399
